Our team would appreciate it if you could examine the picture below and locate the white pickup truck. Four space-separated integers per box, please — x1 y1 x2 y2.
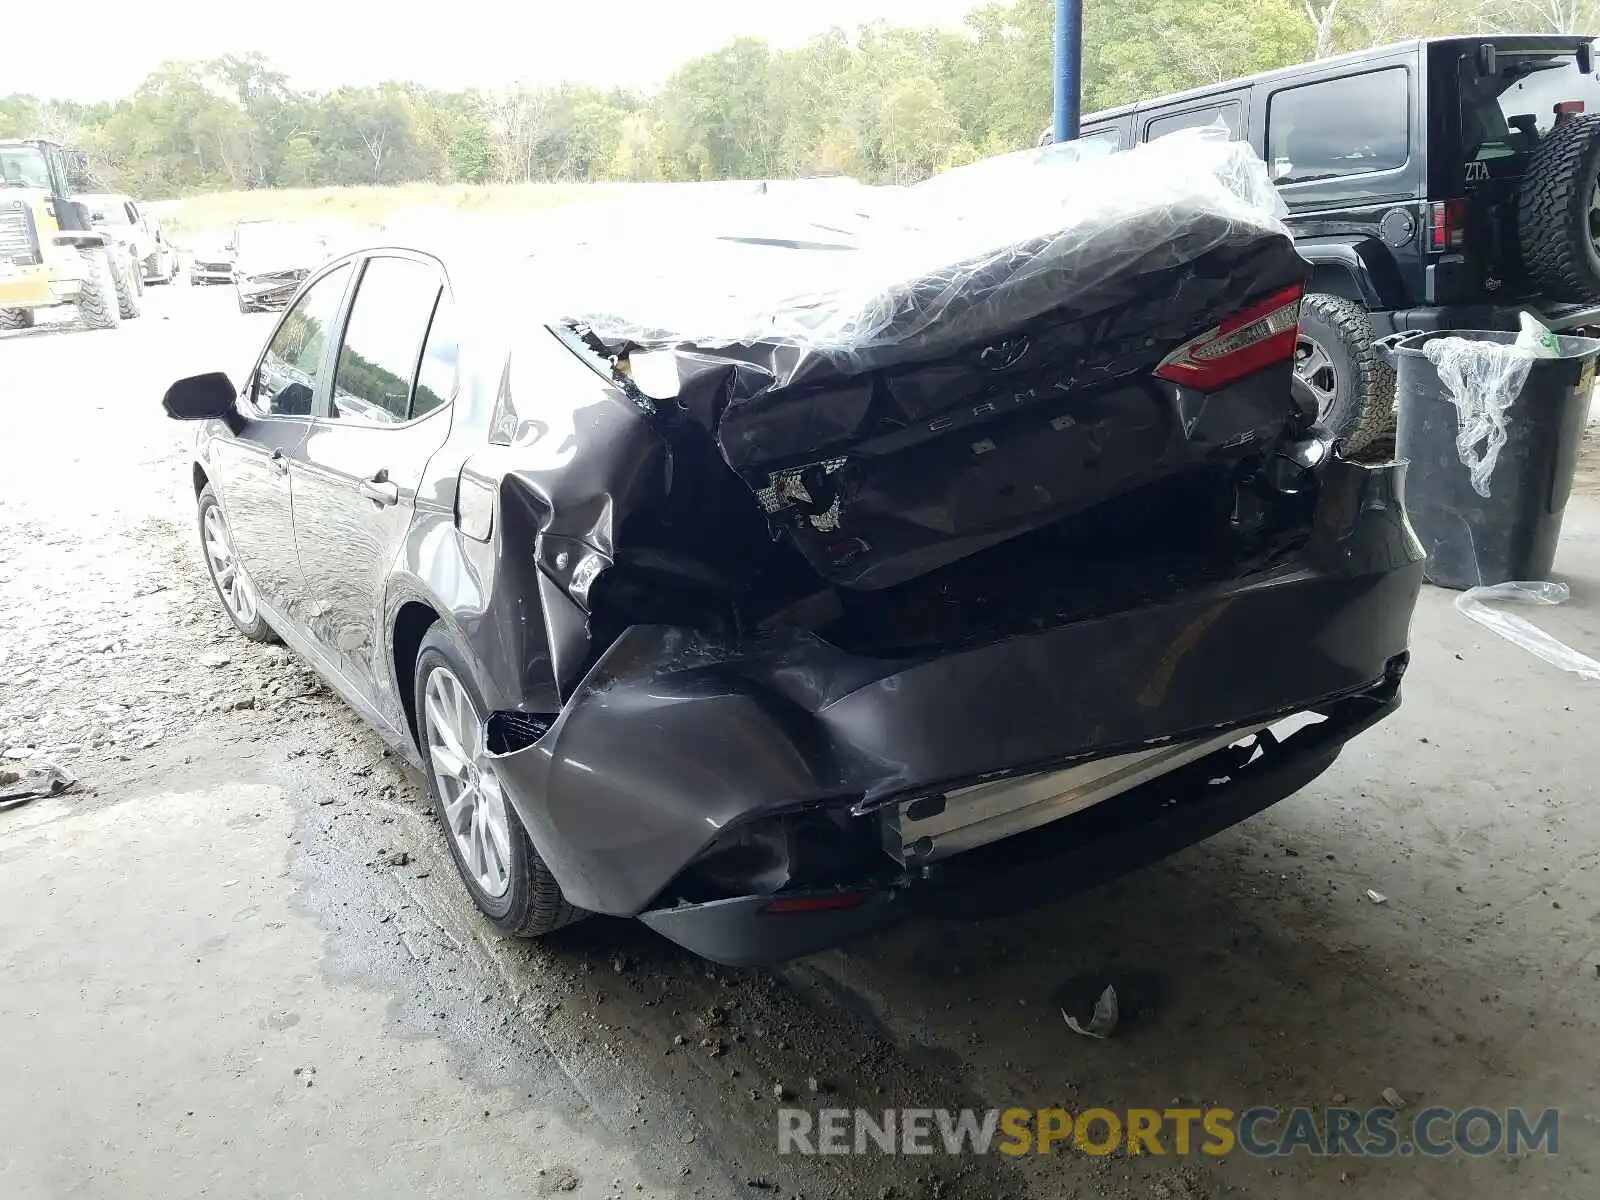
77 192 180 285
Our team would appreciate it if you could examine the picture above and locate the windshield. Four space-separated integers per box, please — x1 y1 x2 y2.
0 147 50 189
87 203 130 226
1463 53 1600 163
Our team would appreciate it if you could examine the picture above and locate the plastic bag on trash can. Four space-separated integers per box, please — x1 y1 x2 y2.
1421 337 1536 498
1515 311 1561 358
1456 581 1600 681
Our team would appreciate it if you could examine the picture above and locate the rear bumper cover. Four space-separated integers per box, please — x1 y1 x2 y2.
641 676 1397 965
490 455 1424 952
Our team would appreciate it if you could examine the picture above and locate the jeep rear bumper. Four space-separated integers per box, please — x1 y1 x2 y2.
1374 300 1600 336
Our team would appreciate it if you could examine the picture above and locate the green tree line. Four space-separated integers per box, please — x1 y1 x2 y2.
0 0 1591 196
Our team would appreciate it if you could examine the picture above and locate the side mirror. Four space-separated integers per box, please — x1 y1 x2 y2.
1475 43 1497 78
163 372 238 422
1579 40 1594 76
275 382 314 416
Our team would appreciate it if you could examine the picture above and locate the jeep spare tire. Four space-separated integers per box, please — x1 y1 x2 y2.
1519 113 1600 302
1294 293 1396 456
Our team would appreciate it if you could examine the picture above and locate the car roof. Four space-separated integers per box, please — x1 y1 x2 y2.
1081 33 1595 127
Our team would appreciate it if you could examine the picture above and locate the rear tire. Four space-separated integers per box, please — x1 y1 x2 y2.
0 308 34 331
413 623 585 939
1519 114 1600 302
1294 294 1395 455
111 254 141 320
75 249 120 330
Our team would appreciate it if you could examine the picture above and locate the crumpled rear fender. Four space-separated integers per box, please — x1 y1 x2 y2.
490 455 1424 917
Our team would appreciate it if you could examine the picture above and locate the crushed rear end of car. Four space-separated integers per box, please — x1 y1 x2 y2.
482 131 1425 964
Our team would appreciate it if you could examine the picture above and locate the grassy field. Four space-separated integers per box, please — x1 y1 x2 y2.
147 181 624 244
146 178 831 246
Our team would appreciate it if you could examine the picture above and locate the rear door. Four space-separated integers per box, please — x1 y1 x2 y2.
205 261 353 617
289 252 456 709
1443 41 1600 301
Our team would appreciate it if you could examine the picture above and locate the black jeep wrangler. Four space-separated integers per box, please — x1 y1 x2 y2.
1045 35 1600 453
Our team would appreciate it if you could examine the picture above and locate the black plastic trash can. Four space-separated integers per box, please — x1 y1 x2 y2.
1385 328 1599 590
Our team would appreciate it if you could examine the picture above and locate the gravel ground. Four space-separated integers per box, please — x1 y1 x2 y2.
3 283 1599 1199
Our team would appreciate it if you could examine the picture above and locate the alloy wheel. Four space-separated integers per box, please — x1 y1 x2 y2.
1589 181 1600 256
1294 334 1339 423
424 666 513 899
202 503 258 626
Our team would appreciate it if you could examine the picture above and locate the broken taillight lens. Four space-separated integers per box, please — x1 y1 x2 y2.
1153 284 1304 392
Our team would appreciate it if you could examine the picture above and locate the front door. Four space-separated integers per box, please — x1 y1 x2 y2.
290 253 455 712
207 262 353 617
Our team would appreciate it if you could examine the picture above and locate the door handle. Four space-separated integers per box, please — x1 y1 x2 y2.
268 449 288 476
359 475 400 506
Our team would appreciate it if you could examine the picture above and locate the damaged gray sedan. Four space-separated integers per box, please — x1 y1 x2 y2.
231 221 333 313
163 133 1424 965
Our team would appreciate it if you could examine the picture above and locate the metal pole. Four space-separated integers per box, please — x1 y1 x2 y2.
1053 0 1083 142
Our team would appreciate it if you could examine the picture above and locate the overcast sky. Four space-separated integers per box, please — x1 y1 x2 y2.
16 0 982 101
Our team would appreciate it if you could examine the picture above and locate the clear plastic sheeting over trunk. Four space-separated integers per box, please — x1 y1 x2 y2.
551 127 1289 382
503 129 1311 592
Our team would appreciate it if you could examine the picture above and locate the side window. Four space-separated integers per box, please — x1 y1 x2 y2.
411 293 458 419
1268 69 1409 184
253 264 351 417
329 256 442 425
1146 102 1243 143
1075 126 1124 155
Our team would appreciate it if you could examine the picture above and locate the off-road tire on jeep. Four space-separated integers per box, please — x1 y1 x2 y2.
1295 293 1396 455
76 248 120 330
1518 113 1600 302
0 308 34 331
111 254 142 320
413 623 586 939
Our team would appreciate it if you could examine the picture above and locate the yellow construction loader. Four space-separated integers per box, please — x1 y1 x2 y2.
0 138 143 332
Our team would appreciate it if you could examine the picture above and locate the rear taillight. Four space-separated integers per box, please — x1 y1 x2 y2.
1153 284 1303 391
1428 200 1468 251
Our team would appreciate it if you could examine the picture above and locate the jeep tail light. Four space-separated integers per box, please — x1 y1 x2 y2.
1428 200 1468 252
1153 284 1304 391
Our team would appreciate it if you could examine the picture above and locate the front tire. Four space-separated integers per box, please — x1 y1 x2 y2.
111 254 142 320
197 484 274 642
75 248 120 330
414 623 584 938
1294 293 1395 455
